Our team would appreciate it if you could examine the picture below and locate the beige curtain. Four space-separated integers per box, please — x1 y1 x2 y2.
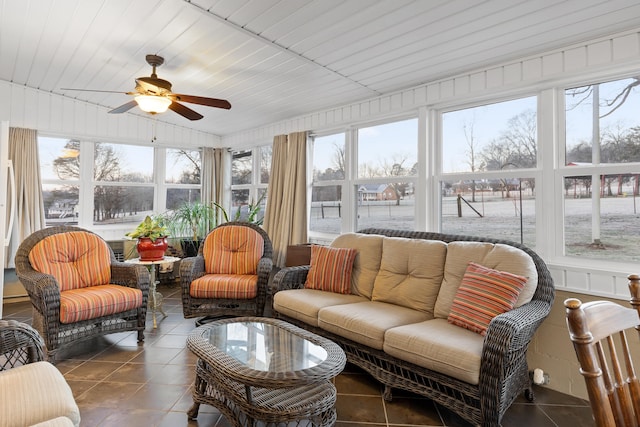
201 147 230 227
201 147 216 204
6 128 45 268
263 131 308 267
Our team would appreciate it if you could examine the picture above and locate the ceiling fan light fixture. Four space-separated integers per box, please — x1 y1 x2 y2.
135 95 171 113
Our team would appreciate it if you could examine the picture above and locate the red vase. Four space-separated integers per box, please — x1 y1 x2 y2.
136 237 168 261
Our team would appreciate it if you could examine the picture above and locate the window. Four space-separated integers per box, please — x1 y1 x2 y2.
39 137 80 225
356 118 417 231
440 97 537 247
310 133 345 234
232 150 252 185
38 137 204 232
563 77 640 262
260 145 272 184
229 147 269 223
92 143 154 225
165 148 201 210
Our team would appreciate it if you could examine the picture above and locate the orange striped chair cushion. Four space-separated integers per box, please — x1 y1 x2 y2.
203 226 264 275
304 245 358 294
59 284 143 324
28 231 112 291
189 274 258 299
447 262 527 336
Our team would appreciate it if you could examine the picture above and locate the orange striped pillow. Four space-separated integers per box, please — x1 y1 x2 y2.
304 245 357 294
448 262 527 336
203 225 264 275
28 231 112 291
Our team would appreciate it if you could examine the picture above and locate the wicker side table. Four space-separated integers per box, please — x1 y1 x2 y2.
186 317 346 427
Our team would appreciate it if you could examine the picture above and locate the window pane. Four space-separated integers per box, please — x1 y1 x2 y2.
255 189 267 224
564 174 640 261
314 133 345 181
166 188 201 210
356 183 415 231
94 143 153 183
39 137 80 180
440 178 536 247
566 78 640 164
93 185 154 225
166 149 201 184
232 150 252 185
310 185 342 234
260 146 272 184
442 97 537 173
358 119 417 178
231 189 250 219
42 184 78 226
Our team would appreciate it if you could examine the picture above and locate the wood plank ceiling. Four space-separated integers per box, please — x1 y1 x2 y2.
1 0 640 138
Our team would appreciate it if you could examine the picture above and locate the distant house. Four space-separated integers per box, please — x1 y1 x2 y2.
47 198 78 219
358 184 397 201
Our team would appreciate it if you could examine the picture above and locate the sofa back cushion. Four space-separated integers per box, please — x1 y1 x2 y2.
434 241 537 319
28 231 112 291
203 225 264 275
331 233 383 298
371 237 447 314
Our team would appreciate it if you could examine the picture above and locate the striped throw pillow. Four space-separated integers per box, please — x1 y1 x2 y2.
447 262 527 336
304 245 357 294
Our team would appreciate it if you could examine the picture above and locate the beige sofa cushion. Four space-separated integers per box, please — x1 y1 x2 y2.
384 318 484 384
273 288 367 327
371 237 447 313
0 361 80 427
318 301 431 350
331 233 384 298
31 417 77 427
434 241 538 319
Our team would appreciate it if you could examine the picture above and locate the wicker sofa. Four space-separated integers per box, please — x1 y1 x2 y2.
271 229 554 427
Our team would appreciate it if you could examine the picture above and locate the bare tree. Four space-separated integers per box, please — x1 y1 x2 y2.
331 142 345 179
52 140 80 179
170 149 201 184
463 120 481 201
501 110 537 168
379 155 410 206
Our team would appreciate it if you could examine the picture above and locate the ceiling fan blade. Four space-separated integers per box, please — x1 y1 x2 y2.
171 94 231 110
169 101 203 121
61 88 130 94
109 100 138 114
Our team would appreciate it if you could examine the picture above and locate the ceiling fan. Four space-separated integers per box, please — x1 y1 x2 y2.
62 54 231 121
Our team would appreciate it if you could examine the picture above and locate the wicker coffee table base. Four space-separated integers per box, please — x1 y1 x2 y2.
188 359 337 427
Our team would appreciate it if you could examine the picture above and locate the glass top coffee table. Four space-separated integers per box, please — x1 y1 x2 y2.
187 316 346 427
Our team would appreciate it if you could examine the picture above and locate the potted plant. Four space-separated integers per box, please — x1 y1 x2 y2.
214 192 265 225
125 215 169 261
167 201 217 257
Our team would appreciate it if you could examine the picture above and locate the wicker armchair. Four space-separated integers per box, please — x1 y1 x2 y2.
0 319 80 426
15 226 150 362
181 222 273 319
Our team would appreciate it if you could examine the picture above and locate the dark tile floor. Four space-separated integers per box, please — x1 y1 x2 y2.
2 283 594 427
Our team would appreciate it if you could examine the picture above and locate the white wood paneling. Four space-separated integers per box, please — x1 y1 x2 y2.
0 81 219 148
2 0 640 136
223 27 640 149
